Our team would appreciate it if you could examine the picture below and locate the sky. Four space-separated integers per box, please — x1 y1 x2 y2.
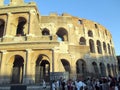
4 0 120 55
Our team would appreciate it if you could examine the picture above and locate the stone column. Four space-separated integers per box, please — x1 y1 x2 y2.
70 63 77 80
23 49 34 84
2 13 14 42
28 10 36 35
68 24 73 44
0 50 7 84
26 10 36 40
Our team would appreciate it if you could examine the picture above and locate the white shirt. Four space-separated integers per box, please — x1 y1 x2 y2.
52 83 56 90
76 81 86 90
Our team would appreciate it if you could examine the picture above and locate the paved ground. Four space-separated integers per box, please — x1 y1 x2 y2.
0 83 72 90
0 85 69 90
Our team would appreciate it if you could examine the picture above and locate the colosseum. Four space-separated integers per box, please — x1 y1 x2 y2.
0 0 118 85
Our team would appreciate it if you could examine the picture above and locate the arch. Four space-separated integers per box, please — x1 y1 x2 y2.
76 59 87 77
88 30 93 37
103 42 107 53
79 37 86 45
92 62 99 77
8 55 24 84
35 54 50 83
108 43 111 54
95 24 98 28
89 39 95 53
56 27 68 41
61 59 71 73
42 28 50 35
0 19 5 37
97 40 102 54
107 64 111 76
110 40 112 44
78 20 82 24
16 17 27 36
111 64 117 77
111 64 114 76
100 62 106 77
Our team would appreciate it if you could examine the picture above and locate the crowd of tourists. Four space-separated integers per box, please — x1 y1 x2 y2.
48 75 120 90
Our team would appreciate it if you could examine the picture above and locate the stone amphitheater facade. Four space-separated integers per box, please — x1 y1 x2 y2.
0 0 118 85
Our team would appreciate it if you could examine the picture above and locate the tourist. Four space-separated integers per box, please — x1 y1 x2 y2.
61 79 66 90
42 79 46 89
76 77 86 90
52 80 56 90
67 79 74 90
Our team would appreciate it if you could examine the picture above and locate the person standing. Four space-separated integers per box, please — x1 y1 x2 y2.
67 79 73 90
52 80 56 90
42 79 46 89
56 80 60 90
76 78 86 90
61 79 66 90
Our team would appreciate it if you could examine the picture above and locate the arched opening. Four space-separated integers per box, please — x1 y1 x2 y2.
100 62 106 77
97 40 102 54
56 27 68 41
103 42 107 53
61 59 71 73
107 64 111 76
0 19 5 38
35 55 50 83
111 64 117 77
16 17 26 36
108 43 111 54
11 55 24 84
92 62 99 77
89 39 95 53
78 20 82 24
88 30 93 37
42 28 50 35
79 37 86 45
95 24 98 29
76 59 86 77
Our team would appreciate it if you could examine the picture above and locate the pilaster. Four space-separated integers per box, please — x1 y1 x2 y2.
0 50 8 84
70 64 77 80
23 49 34 84
2 13 14 42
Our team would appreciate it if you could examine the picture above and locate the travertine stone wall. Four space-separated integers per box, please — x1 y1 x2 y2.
0 0 118 84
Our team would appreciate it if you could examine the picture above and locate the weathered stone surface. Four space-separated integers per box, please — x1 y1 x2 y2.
0 0 118 85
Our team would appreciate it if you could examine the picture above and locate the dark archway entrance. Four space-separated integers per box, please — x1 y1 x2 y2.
16 17 26 36
100 62 106 77
11 55 24 84
92 62 99 77
107 64 111 76
56 27 68 41
76 59 86 78
0 19 5 37
35 55 50 83
61 59 71 73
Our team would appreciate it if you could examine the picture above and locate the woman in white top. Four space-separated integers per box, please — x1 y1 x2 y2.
52 80 56 90
42 79 46 89
76 80 86 90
